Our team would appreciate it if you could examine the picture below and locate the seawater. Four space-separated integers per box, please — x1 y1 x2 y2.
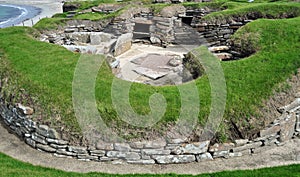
0 4 41 28
0 4 25 27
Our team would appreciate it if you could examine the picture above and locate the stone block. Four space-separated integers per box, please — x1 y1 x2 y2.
213 150 229 158
260 125 281 137
209 143 235 152
172 141 209 155
68 146 87 154
114 33 133 56
152 155 195 164
196 152 213 162
279 114 296 142
232 141 262 152
36 144 56 153
106 151 140 160
127 159 155 164
142 149 171 155
114 143 131 152
234 139 249 146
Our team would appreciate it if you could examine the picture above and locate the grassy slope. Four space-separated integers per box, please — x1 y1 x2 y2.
0 152 299 177
1 2 300 139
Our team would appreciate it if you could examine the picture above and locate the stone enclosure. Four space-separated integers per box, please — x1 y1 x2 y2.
0 95 299 164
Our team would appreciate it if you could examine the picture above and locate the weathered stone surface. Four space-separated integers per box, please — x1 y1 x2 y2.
48 128 60 139
127 159 155 164
90 32 112 45
173 141 209 155
46 138 68 145
56 149 76 156
196 152 213 162
25 138 36 148
89 150 106 156
208 46 229 52
279 98 300 113
234 139 249 146
260 125 281 137
36 144 56 153
96 140 114 150
36 125 49 137
31 133 47 145
214 53 232 60
77 155 99 161
232 141 263 152
68 146 87 154
150 36 161 44
141 149 171 155
114 33 133 56
296 114 300 132
106 151 140 160
228 152 242 158
133 67 168 80
152 155 196 164
114 143 131 152
49 143 67 149
279 114 296 142
213 150 229 158
209 143 235 152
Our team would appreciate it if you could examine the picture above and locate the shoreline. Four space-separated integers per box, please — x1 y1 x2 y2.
0 0 63 27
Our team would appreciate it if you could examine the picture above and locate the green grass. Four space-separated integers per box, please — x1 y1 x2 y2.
202 2 300 23
0 152 299 176
1 1 300 140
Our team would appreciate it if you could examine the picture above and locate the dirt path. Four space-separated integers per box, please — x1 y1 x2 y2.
0 123 299 175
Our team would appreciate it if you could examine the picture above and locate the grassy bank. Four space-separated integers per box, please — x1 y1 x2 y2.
1 1 300 141
0 152 299 176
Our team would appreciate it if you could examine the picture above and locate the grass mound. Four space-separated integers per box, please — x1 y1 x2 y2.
1 1 300 142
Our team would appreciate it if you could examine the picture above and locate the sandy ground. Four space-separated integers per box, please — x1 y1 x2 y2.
0 122 299 175
0 0 63 26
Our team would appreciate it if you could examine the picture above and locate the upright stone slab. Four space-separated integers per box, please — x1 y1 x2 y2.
114 33 133 56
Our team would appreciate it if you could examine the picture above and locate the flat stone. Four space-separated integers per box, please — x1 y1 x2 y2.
31 133 47 145
152 155 196 164
16 103 34 115
68 146 87 154
196 152 213 162
133 67 168 80
127 159 155 164
208 46 229 52
48 128 60 139
36 125 49 137
214 53 232 60
25 138 36 148
209 143 235 152
46 138 68 145
228 152 243 158
89 150 106 156
114 143 131 152
173 141 209 155
77 155 99 161
260 125 281 137
232 141 263 152
56 149 76 157
49 143 67 149
106 151 140 160
213 150 229 158
36 144 56 153
279 114 296 142
142 149 171 155
234 139 249 146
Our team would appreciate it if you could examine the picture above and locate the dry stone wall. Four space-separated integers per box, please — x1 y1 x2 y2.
0 86 299 164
